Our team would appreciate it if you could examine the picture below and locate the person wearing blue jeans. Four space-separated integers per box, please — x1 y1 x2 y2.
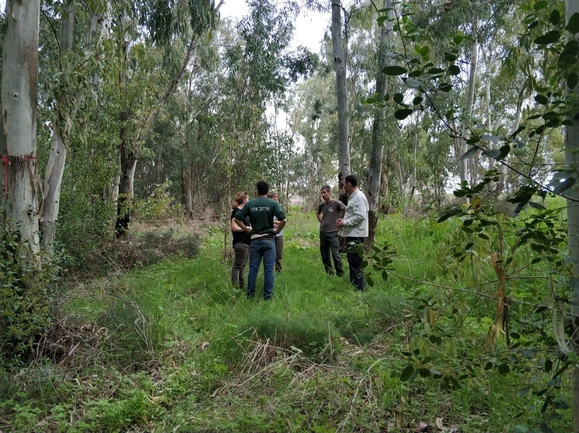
337 175 369 291
235 180 287 300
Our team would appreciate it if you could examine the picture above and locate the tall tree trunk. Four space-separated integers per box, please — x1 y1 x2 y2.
40 1 74 253
115 128 137 237
485 75 494 171
0 0 41 258
460 18 478 191
565 3 579 431
367 0 392 246
331 0 350 190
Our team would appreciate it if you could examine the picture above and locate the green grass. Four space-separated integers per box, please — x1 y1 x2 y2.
0 205 572 433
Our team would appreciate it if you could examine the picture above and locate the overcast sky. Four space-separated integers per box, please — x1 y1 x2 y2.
219 0 328 53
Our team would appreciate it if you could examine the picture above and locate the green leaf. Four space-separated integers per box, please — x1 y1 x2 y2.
405 78 422 88
393 93 404 103
498 144 511 159
533 1 548 10
566 12 579 34
382 66 408 76
481 134 500 142
448 64 461 75
528 201 546 210
430 368 442 377
549 9 561 26
545 359 553 373
428 68 445 74
395 109 414 120
439 83 453 92
568 72 579 90
498 364 510 374
418 368 431 377
444 52 457 62
534 30 561 45
413 96 424 105
553 177 576 194
484 149 501 159
535 94 549 104
459 146 480 161
400 365 414 381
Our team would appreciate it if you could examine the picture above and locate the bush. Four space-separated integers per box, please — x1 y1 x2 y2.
0 225 57 362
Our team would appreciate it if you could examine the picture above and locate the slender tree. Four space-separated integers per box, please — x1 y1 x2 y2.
331 0 351 190
367 0 392 245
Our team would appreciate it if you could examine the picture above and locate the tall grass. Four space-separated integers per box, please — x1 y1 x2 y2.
0 205 571 433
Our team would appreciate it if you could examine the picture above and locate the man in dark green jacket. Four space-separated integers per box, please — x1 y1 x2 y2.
235 180 287 300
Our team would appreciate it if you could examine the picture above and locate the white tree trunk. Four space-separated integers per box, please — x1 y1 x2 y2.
460 23 478 187
331 0 350 187
40 1 75 253
1 0 41 256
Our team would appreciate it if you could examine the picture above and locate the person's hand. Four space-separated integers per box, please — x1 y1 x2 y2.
337 218 344 228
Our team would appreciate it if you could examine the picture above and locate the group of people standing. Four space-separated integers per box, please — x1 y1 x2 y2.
230 175 369 300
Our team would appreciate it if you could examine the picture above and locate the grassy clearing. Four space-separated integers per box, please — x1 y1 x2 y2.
0 205 571 432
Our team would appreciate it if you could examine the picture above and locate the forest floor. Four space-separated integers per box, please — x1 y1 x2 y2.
0 206 572 433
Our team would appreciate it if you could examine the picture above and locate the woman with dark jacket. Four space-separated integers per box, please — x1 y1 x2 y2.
230 191 251 289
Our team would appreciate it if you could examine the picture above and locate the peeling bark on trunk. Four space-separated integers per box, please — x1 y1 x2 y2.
1 0 41 257
40 1 75 254
40 131 67 250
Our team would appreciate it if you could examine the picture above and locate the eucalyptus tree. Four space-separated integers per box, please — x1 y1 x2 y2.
331 0 351 189
214 0 310 203
113 0 219 236
286 70 339 206
39 0 106 254
366 0 393 243
0 0 41 257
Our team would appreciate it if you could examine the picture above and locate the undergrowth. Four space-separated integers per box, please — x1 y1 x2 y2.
0 204 572 433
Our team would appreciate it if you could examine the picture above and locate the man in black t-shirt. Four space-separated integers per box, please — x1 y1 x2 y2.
316 185 346 276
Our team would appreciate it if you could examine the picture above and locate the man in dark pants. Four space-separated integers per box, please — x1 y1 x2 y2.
317 185 346 276
337 175 369 291
235 180 286 300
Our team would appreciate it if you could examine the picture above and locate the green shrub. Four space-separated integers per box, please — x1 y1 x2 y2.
0 225 57 361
